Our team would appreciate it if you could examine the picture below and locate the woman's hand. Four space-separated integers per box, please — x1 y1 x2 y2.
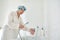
19 24 24 29
29 28 35 35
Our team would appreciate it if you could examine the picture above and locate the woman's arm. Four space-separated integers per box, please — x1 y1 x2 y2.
19 19 35 35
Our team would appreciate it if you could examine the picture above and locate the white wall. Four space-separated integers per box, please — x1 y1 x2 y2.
0 0 8 27
47 0 60 40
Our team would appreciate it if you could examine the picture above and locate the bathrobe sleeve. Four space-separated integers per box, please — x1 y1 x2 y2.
19 18 28 30
20 18 24 25
7 12 19 29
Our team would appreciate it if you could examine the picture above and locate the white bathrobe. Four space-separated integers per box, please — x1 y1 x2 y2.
1 11 24 40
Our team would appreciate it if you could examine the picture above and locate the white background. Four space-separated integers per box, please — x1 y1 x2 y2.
0 0 60 40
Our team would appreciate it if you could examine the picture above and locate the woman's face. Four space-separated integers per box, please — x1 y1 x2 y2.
18 10 24 14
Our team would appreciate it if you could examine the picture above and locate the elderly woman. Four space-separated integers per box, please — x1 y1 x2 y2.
1 6 35 40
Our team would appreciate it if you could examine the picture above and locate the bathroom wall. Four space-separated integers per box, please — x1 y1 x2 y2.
47 0 60 40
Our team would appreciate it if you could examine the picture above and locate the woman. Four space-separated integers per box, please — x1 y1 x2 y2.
1 6 35 40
